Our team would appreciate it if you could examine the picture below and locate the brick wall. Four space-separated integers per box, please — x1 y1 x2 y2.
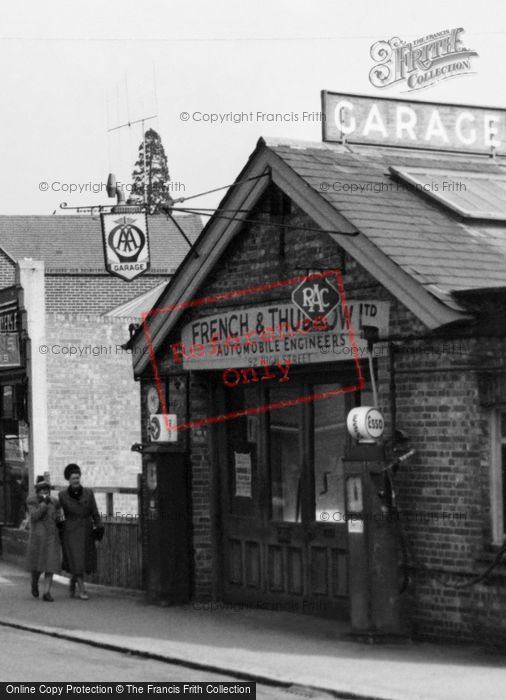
46 313 142 515
392 338 506 644
140 184 506 641
45 274 168 314
0 249 15 287
142 186 427 603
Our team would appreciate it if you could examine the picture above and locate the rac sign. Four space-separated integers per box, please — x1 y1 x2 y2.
291 277 340 321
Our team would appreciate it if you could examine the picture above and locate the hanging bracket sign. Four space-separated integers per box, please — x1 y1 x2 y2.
101 212 150 281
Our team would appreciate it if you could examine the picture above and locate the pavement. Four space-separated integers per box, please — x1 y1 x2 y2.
0 558 505 700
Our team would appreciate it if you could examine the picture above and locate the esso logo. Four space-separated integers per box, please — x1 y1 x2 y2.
365 409 384 438
347 407 385 442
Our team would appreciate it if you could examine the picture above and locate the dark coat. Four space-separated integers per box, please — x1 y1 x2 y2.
58 487 102 575
26 495 62 573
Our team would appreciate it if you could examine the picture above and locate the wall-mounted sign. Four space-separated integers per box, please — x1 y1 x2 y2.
0 286 21 368
234 452 252 498
291 277 340 321
178 300 389 370
101 212 150 281
147 386 160 414
0 334 20 368
322 92 505 155
148 413 177 443
4 435 24 463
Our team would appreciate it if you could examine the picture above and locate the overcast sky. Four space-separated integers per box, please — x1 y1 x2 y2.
1 0 504 215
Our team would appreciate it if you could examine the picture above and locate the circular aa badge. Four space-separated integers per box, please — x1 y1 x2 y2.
102 213 150 281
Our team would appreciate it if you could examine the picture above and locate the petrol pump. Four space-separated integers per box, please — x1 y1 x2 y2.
343 328 414 641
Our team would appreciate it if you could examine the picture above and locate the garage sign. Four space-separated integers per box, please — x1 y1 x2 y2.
101 212 150 281
322 92 505 155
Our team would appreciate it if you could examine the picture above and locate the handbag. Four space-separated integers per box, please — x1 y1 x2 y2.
92 524 105 542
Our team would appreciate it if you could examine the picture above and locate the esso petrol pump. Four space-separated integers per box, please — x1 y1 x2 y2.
343 327 413 641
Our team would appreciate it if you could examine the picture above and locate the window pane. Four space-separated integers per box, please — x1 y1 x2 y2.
225 386 257 511
269 386 301 522
313 384 346 521
502 444 506 536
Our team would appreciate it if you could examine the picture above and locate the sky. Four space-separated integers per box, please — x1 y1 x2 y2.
1 0 505 215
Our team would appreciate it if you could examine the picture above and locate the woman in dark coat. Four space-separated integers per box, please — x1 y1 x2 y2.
58 463 104 600
26 477 62 601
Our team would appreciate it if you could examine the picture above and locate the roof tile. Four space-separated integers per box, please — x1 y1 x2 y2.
268 140 506 296
0 214 202 274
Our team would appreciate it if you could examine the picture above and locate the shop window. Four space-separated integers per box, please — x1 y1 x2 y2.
490 410 506 544
313 384 346 521
269 385 302 523
225 386 257 512
0 384 29 526
1 385 14 418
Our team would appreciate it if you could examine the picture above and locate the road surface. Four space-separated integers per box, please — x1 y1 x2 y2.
0 625 336 699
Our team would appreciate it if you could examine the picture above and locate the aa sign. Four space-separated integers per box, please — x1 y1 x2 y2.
101 212 150 281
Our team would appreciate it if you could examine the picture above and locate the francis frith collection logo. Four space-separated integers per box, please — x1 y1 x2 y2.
369 28 478 92
101 212 150 281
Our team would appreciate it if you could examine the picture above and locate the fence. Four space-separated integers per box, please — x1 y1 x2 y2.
1 484 144 591
71 485 143 590
89 517 143 589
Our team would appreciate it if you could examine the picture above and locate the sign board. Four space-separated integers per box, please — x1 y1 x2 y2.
291 277 340 321
0 286 21 368
3 435 24 463
179 300 389 370
148 414 177 443
234 452 252 498
101 212 150 281
0 334 20 368
322 92 505 156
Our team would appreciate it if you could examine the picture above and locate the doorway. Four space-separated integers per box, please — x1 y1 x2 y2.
215 366 364 618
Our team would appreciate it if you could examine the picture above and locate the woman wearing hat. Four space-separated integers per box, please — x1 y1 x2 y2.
58 464 104 600
26 476 62 601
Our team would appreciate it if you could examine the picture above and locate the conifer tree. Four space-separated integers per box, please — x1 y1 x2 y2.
130 128 171 208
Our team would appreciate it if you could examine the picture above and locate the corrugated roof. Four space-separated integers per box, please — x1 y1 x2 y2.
265 138 506 299
0 214 202 274
104 281 168 318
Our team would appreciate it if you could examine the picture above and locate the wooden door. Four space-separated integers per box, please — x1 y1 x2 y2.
217 368 357 617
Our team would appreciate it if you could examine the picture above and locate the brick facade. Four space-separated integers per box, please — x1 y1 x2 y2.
0 244 170 519
138 185 506 643
46 313 141 515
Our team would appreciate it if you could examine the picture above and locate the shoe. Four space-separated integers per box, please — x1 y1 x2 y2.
42 593 54 602
78 591 89 600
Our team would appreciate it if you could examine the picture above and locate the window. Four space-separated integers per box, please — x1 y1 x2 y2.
390 166 506 221
313 383 346 521
269 385 302 522
490 410 506 544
